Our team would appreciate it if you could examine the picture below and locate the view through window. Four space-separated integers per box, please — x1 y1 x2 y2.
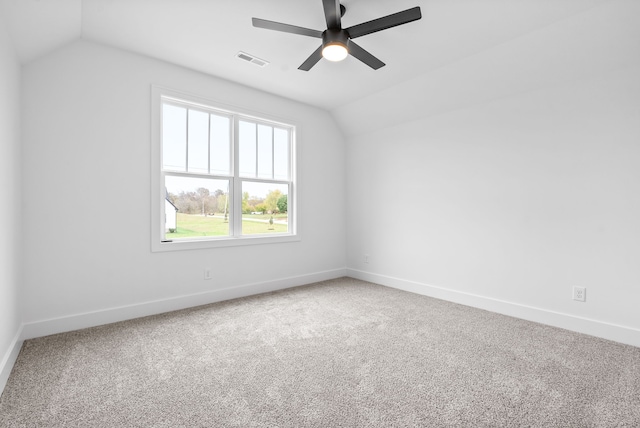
158 94 295 246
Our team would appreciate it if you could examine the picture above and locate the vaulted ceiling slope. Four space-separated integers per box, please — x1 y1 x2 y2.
2 0 638 136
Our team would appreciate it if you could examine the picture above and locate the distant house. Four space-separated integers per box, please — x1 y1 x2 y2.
165 196 178 232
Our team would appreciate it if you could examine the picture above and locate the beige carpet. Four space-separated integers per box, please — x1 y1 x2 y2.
1 277 639 427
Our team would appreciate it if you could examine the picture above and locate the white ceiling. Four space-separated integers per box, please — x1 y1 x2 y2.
1 0 634 115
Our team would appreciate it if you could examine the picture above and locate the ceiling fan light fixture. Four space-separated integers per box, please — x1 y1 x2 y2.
322 42 348 61
321 29 350 62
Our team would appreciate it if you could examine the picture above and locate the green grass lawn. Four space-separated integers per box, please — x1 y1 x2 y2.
167 213 288 239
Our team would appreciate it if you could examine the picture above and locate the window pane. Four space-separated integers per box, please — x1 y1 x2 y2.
274 128 289 180
241 181 289 235
257 124 273 179
210 114 230 176
187 109 209 174
162 104 186 172
239 121 256 178
164 175 230 239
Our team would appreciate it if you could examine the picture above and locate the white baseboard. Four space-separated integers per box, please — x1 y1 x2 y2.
347 269 640 348
21 268 347 341
0 326 23 397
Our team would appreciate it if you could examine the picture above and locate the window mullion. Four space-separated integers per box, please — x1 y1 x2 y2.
207 113 211 174
289 128 293 181
185 109 189 172
254 123 259 178
232 116 242 237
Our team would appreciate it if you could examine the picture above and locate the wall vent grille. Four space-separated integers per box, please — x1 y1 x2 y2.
236 51 269 67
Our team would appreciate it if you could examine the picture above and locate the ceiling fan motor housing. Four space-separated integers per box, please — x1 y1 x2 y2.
322 29 350 51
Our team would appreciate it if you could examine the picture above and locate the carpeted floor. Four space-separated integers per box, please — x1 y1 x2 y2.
1 277 639 427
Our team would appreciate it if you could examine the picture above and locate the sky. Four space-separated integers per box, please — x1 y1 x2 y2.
162 102 291 200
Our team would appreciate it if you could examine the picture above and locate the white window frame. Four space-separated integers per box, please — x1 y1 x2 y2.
151 86 300 252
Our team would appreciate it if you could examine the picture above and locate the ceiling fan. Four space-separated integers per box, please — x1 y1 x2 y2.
252 0 422 71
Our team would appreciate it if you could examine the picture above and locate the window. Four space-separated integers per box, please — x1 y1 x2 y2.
151 87 298 251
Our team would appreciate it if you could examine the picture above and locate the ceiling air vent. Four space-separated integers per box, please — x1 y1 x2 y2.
236 51 269 67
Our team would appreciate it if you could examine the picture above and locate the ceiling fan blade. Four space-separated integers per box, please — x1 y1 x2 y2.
347 41 385 70
322 0 342 29
345 6 422 39
298 46 324 71
252 18 323 38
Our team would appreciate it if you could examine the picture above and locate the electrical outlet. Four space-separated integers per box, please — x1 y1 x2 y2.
204 268 212 280
364 254 370 264
573 286 586 302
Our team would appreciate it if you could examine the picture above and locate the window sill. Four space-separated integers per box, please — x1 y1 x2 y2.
151 233 300 252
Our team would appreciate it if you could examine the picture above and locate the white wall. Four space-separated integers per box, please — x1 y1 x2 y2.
345 64 640 346
0 12 23 389
21 40 346 336
342 0 640 347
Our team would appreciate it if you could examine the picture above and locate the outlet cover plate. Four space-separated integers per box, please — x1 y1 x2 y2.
573 286 586 302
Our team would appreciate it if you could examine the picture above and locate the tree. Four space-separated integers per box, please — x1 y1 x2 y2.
216 193 227 213
171 191 199 214
264 189 282 214
242 192 251 214
196 188 210 215
277 194 288 213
